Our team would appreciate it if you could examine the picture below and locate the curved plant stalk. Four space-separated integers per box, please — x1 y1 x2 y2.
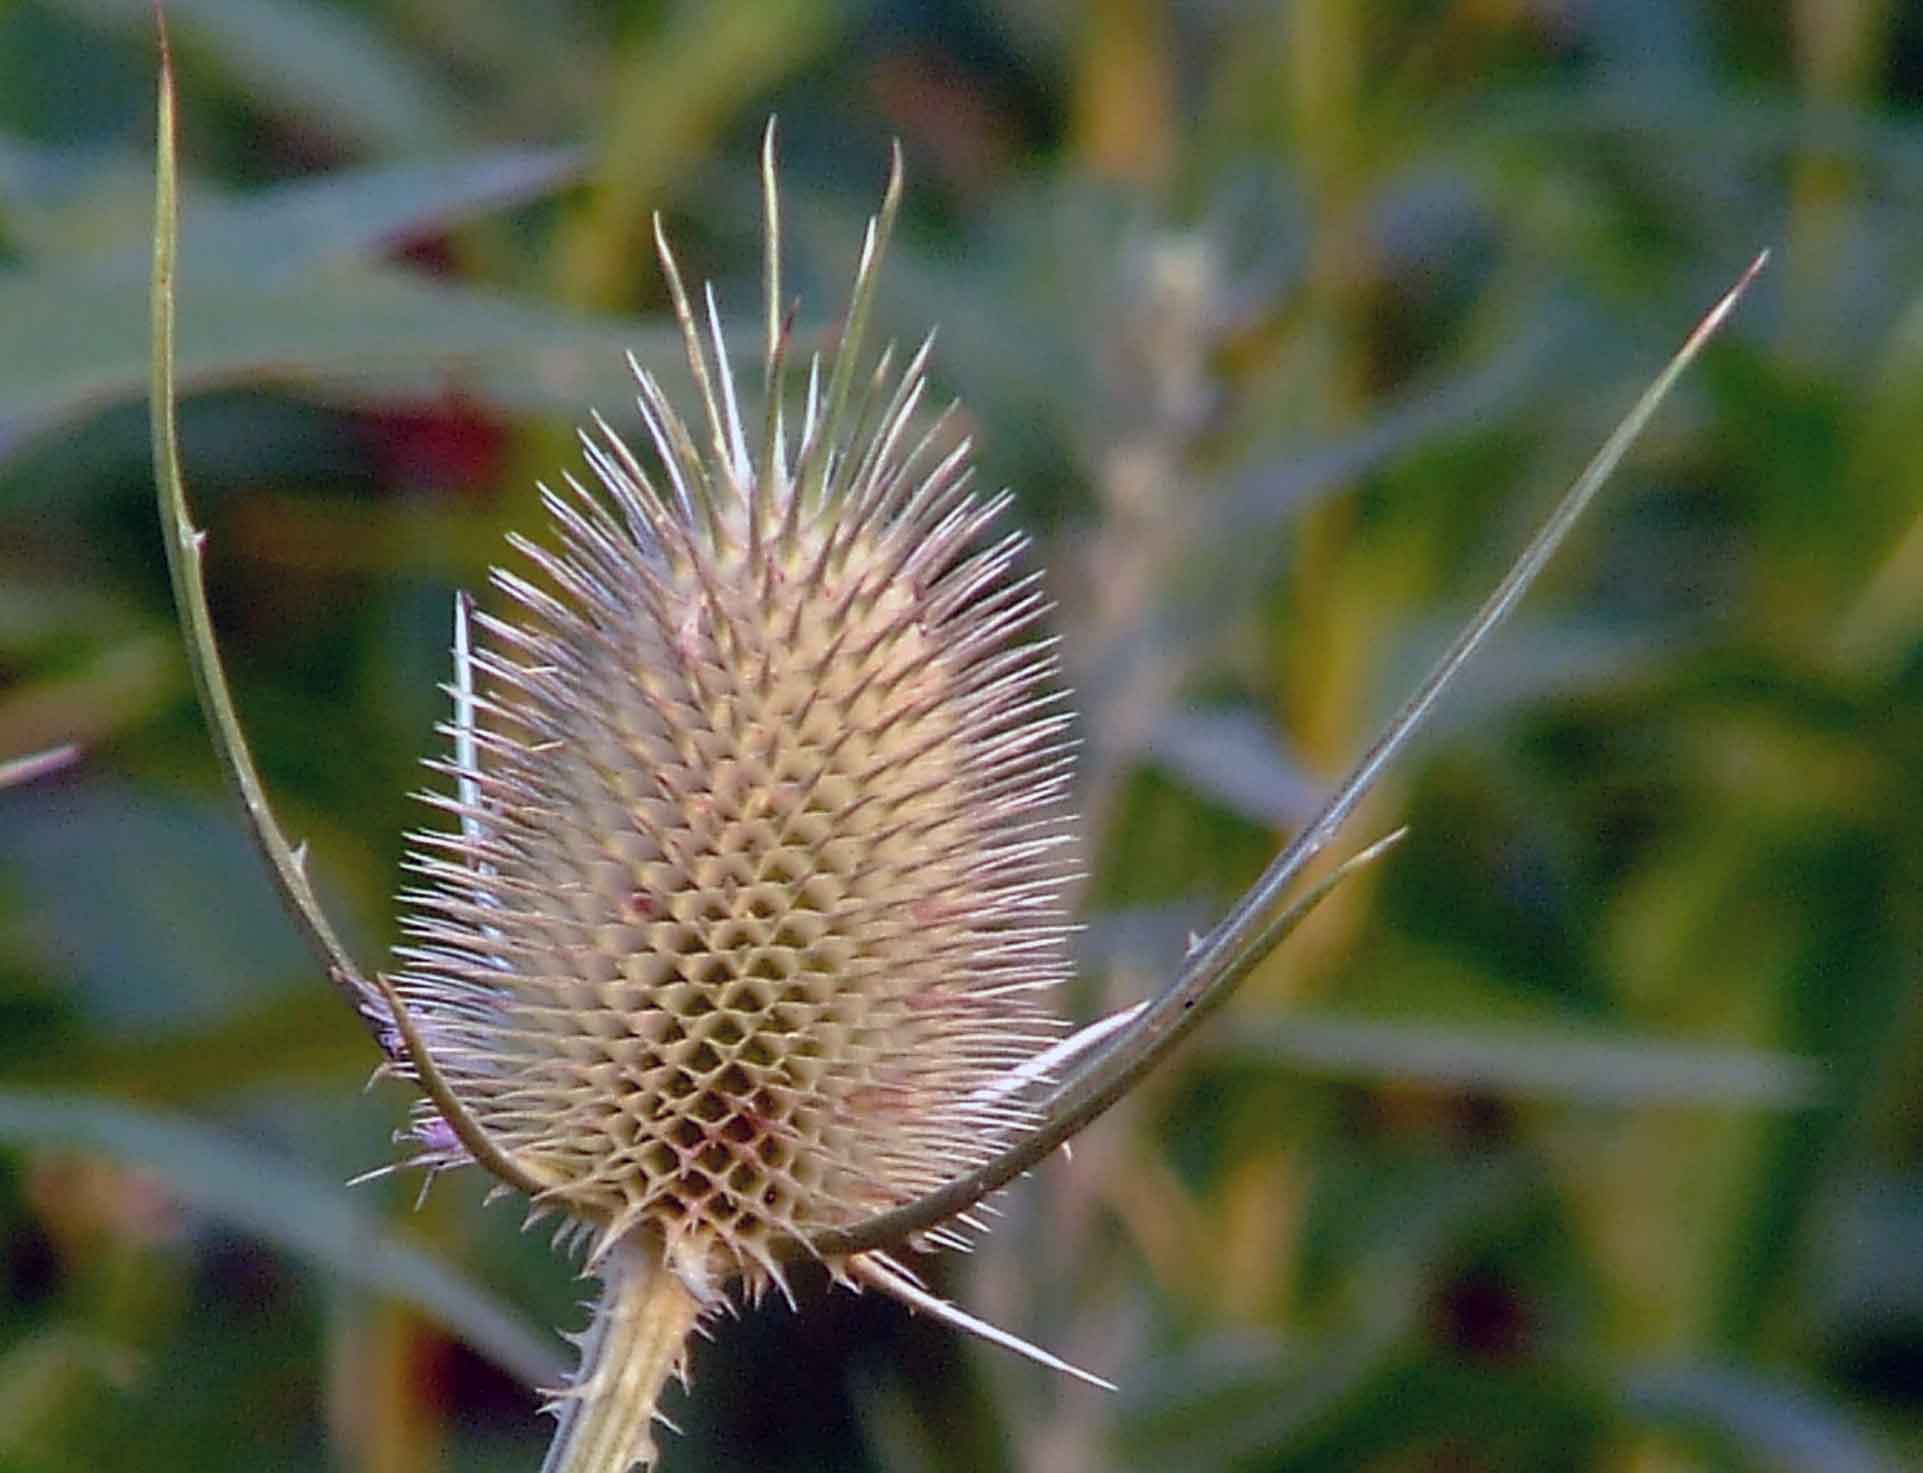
369 968 560 1200
811 251 1769 1259
149 20 394 1056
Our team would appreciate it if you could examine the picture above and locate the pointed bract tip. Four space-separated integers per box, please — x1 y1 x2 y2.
1684 249 1771 358
851 1252 1116 1392
886 138 905 204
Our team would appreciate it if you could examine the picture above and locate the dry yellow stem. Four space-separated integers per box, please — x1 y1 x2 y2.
541 1242 701 1473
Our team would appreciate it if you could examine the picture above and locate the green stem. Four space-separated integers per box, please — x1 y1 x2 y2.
541 1243 700 1473
150 17 390 1049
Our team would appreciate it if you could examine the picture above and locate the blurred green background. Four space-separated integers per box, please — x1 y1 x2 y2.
4 0 1923 1469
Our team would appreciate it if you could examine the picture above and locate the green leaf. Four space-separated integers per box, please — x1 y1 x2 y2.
0 135 583 271
187 149 583 279
0 1329 142 1463
1117 1332 1383 1473
1 989 370 1101
123 147 582 281
0 630 176 763
0 132 161 259
1215 1013 1820 1107
1 257 686 456
0 784 329 1037
1120 1337 1613 1473
1143 706 1321 827
49 0 470 154
0 1089 567 1389
1623 1363 1902 1473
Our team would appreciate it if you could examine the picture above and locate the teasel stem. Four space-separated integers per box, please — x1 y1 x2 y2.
810 249 1772 1261
148 17 394 1053
540 1243 700 1473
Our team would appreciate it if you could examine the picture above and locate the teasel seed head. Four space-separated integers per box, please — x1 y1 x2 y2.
373 126 1097 1456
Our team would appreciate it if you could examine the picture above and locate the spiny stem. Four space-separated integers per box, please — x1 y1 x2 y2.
149 14 392 1052
541 1242 701 1473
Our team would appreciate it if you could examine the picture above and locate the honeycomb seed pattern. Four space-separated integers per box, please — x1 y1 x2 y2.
392 340 1077 1287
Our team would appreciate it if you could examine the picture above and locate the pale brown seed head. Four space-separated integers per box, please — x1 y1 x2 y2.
388 154 1077 1295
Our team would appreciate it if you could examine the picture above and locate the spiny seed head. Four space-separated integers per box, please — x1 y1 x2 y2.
387 135 1078 1296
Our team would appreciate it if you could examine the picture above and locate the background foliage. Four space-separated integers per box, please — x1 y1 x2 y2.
4 1 1923 1469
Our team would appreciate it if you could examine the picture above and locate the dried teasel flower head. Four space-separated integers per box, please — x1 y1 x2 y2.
366 124 1103 1467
